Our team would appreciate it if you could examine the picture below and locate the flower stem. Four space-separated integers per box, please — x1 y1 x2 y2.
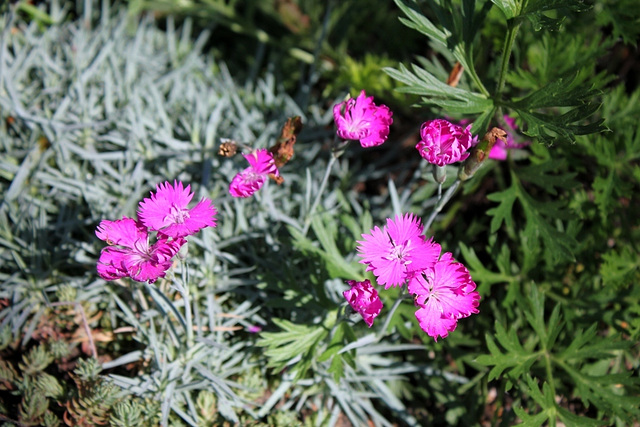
303 140 345 235
466 61 490 98
495 20 521 99
178 260 194 348
379 285 409 337
424 179 461 232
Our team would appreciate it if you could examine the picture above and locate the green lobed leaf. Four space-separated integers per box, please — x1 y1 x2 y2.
256 318 329 381
384 63 492 114
509 72 606 144
599 246 640 288
487 170 577 264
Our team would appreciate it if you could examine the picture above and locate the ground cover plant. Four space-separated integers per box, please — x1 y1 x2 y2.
1 0 639 425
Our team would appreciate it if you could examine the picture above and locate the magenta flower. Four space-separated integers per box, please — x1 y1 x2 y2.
247 325 263 333
343 279 383 327
96 218 185 283
96 248 128 281
357 213 442 289
138 181 217 239
407 252 480 341
416 119 474 166
489 115 530 160
333 90 393 148
229 149 279 198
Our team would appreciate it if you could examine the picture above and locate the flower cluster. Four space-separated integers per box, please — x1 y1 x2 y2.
96 180 217 283
333 90 393 148
348 213 480 340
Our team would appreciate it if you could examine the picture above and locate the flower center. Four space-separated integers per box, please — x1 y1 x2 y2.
132 238 153 262
386 238 412 267
167 203 190 224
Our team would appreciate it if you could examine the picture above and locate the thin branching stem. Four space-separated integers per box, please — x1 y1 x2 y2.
544 351 557 396
424 179 461 232
303 154 337 234
379 285 410 336
177 259 194 348
466 60 490 97
495 20 521 99
303 138 346 234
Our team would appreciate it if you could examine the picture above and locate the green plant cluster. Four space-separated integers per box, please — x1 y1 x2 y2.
1 0 639 426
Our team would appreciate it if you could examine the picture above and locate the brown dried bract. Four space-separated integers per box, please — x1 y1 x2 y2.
269 116 303 169
476 127 508 162
447 62 464 87
218 139 238 157
268 173 284 185
459 127 508 181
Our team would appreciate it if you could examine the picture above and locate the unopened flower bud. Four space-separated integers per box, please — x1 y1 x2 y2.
459 127 507 181
432 165 447 183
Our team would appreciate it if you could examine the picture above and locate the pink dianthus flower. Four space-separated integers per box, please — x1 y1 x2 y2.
408 252 480 341
333 90 393 148
357 213 441 289
416 119 473 166
229 148 279 198
138 180 217 238
96 217 185 283
343 279 383 327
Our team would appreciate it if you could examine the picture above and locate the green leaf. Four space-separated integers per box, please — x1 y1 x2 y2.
599 246 640 288
476 322 540 382
487 170 577 264
384 63 492 114
458 242 516 295
471 106 497 135
523 0 591 15
394 0 447 46
256 318 328 381
594 0 640 45
509 72 606 144
521 287 564 351
318 322 347 363
562 363 640 422
478 288 639 423
558 324 632 362
494 0 591 31
515 375 606 427
392 0 490 97
288 214 362 280
516 159 578 196
486 185 517 234
491 0 520 20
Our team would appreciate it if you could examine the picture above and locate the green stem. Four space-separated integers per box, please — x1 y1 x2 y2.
303 154 337 235
378 286 410 337
178 260 194 348
495 20 521 99
544 351 557 396
466 60 490 97
303 138 348 235
423 179 461 232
